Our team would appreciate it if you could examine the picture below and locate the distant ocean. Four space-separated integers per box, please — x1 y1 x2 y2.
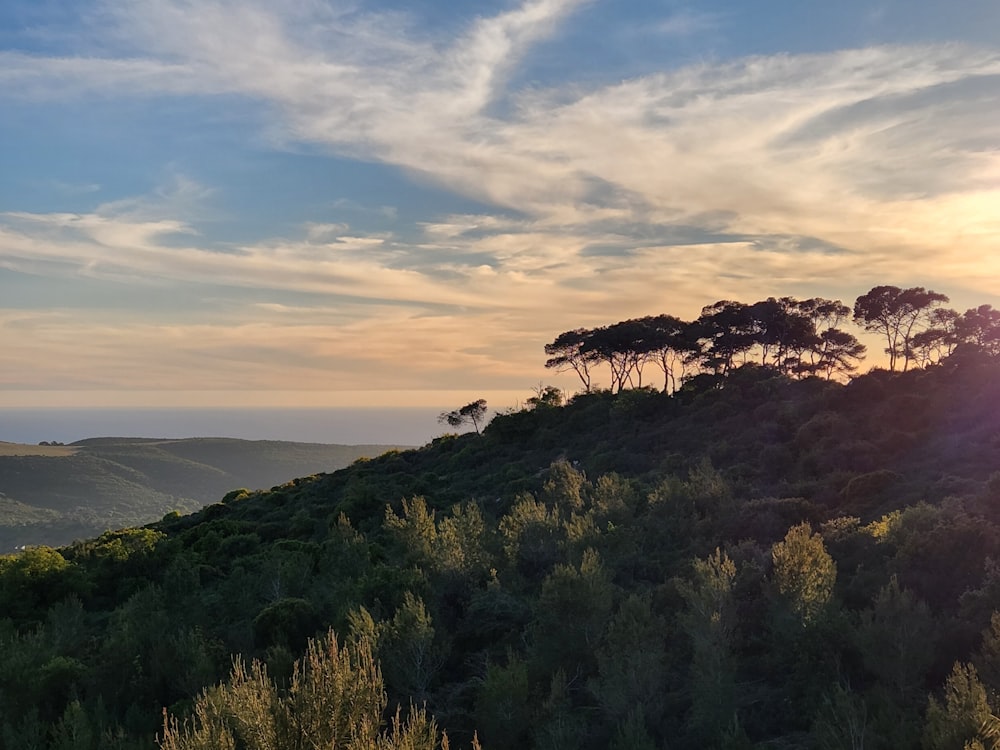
0 408 450 447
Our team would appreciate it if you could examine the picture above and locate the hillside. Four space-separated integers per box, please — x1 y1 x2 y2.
0 438 406 550
4 360 1000 748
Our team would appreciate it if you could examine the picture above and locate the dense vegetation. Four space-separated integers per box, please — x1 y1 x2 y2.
5 284 1000 749
0 438 404 550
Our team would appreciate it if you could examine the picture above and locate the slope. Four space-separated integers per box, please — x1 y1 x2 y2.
0 438 405 550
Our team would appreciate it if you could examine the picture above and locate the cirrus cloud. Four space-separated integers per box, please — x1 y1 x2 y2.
1 0 999 400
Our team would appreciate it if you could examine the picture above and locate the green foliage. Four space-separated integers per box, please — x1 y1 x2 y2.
771 522 836 625
532 549 613 677
498 492 562 580
974 612 1000 695
159 630 473 750
924 663 1000 750
526 385 564 410
677 548 739 744
533 670 588 750
434 502 490 582
0 546 82 623
541 461 586 512
377 593 444 702
474 654 530 748
384 497 438 567
608 708 656 750
592 593 667 723
811 684 870 750
857 576 936 704
252 598 320 652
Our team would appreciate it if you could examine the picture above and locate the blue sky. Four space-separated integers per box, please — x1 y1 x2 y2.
1 0 998 408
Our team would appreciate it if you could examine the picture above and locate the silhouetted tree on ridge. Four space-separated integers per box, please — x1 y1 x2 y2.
853 285 949 372
545 293 867 394
438 399 489 435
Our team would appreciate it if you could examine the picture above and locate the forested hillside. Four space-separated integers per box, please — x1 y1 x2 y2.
0 438 404 550
4 356 1000 748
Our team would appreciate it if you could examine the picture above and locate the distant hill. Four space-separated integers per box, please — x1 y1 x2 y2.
0 437 406 549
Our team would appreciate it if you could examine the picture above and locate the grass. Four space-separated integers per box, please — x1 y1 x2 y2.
0 442 77 457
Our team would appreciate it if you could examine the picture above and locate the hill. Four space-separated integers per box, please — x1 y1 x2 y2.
4 360 1000 748
0 438 406 550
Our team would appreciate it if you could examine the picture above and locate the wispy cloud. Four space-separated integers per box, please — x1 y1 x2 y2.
42 180 102 195
650 9 722 37
1 1 999 395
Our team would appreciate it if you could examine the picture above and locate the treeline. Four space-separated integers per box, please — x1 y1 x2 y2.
545 285 1000 393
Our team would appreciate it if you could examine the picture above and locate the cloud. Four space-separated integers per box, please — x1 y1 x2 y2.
2 1 1000 394
650 9 722 37
0 51 210 100
4 3 997 243
44 180 102 195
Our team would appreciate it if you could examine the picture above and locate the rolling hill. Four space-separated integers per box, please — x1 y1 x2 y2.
0 437 406 549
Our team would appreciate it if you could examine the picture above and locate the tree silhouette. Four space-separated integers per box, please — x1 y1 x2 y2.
526 384 564 409
438 399 488 434
853 286 949 372
695 300 757 375
813 327 867 380
585 320 654 392
635 314 693 394
910 308 961 367
955 305 1000 356
544 329 598 392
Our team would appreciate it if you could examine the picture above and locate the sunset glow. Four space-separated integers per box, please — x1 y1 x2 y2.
2 0 998 407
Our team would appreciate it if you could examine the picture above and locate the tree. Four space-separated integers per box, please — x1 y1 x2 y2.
813 327 867 380
748 297 814 371
475 655 531 748
910 308 961 367
383 496 437 567
159 630 478 750
857 576 935 708
811 684 869 750
526 383 564 409
592 594 667 724
792 298 866 379
924 663 1000 750
635 314 693 393
378 593 445 702
676 548 739 745
853 285 949 371
545 329 598 392
438 399 488 434
955 305 1000 357
771 522 836 626
695 301 757 375
532 549 614 676
583 320 652 392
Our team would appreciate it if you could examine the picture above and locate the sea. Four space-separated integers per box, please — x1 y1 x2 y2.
0 407 450 447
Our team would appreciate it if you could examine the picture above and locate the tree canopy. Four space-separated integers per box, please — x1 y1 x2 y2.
544 293 868 393
545 285 1000 395
853 285 949 372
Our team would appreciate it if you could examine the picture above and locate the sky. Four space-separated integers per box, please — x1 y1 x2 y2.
1 0 999 410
